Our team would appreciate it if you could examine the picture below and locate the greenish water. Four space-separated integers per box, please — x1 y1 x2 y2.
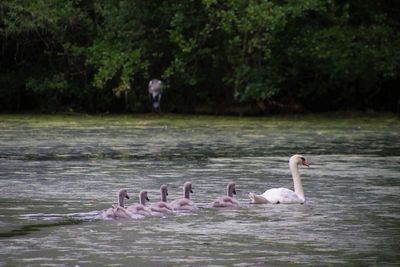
0 114 399 266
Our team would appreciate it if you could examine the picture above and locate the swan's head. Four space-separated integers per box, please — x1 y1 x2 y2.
160 184 168 196
184 182 193 193
291 154 310 167
227 182 236 196
160 184 169 202
183 182 194 199
139 190 150 203
118 189 129 207
118 189 130 199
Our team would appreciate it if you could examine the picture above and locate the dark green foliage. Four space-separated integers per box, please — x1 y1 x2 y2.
0 0 399 113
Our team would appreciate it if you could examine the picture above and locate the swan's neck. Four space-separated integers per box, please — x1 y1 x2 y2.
161 190 167 202
227 185 233 197
289 160 305 201
139 193 146 205
118 194 125 207
184 186 190 199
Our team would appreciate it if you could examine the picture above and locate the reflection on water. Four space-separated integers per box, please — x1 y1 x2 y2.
0 219 85 238
0 116 399 266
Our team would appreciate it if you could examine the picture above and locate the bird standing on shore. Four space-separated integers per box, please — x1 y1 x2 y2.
148 79 163 113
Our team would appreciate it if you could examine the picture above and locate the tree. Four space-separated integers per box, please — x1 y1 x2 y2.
0 0 399 113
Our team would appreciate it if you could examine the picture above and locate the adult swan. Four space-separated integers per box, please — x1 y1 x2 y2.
249 155 310 204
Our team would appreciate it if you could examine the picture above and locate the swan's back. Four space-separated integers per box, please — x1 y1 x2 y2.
151 202 173 213
101 206 133 220
171 198 197 212
211 196 239 208
261 188 304 204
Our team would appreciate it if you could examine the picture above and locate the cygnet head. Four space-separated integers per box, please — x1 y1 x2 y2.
227 182 236 197
139 190 150 205
290 154 310 167
160 184 168 202
118 189 130 207
184 182 193 199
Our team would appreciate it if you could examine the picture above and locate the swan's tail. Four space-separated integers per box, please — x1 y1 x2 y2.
248 192 269 204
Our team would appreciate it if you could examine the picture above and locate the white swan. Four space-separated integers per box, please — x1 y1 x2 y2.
126 190 152 216
249 155 310 204
100 189 134 219
150 184 174 213
171 182 198 212
210 182 240 208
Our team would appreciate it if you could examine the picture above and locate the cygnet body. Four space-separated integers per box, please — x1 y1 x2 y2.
126 190 152 216
210 182 240 208
150 185 174 213
170 182 198 212
101 189 133 220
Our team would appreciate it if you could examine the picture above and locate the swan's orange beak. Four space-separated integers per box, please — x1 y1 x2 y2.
301 159 310 167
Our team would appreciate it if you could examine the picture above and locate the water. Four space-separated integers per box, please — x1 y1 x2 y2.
0 115 399 266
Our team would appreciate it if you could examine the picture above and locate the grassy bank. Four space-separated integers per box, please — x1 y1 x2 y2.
0 112 399 128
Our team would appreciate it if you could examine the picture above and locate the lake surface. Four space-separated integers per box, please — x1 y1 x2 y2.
0 115 399 266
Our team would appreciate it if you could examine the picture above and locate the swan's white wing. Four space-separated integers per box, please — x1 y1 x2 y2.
261 188 304 204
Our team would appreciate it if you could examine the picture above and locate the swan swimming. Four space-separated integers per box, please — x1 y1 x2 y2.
126 190 152 216
150 184 174 213
170 182 198 212
100 189 133 220
249 155 310 204
210 182 240 208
